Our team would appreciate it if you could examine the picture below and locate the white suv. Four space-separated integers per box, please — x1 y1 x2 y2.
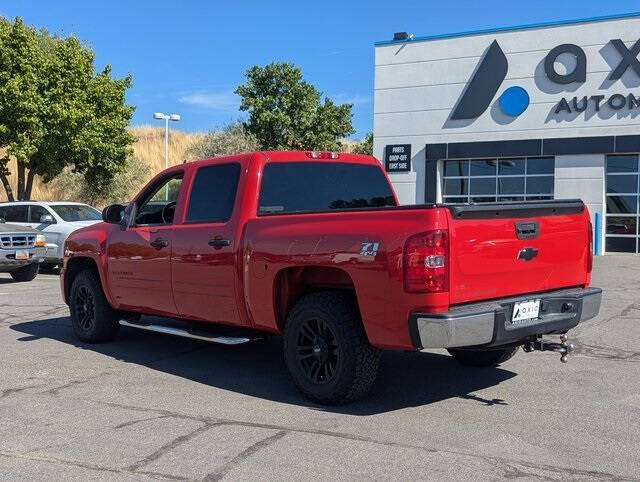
0 202 102 269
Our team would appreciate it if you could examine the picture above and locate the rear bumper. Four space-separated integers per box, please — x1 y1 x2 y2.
409 287 602 349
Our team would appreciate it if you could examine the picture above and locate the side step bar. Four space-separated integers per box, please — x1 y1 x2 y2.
119 320 254 345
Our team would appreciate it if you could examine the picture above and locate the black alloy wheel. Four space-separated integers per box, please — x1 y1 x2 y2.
69 270 119 343
75 285 96 331
283 291 381 404
296 317 339 384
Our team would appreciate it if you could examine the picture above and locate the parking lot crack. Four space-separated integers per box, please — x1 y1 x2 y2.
41 372 111 396
0 451 122 477
126 421 219 472
94 399 208 423
113 414 173 430
573 343 640 362
67 398 640 481
132 469 192 481
497 458 635 481
0 383 44 399
203 430 287 481
620 303 640 316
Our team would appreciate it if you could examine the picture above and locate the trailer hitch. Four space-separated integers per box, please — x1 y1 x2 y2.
522 334 574 363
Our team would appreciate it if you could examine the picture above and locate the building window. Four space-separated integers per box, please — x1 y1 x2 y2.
605 154 639 254
442 157 555 204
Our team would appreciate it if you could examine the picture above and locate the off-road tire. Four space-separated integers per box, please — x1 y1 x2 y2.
69 270 119 343
9 263 39 282
447 346 519 367
283 291 381 405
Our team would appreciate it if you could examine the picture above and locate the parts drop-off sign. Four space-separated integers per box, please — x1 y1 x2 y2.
384 144 411 172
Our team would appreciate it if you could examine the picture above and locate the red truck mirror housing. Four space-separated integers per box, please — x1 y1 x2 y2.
102 204 125 224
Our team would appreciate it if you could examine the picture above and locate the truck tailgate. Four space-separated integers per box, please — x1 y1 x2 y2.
447 200 590 305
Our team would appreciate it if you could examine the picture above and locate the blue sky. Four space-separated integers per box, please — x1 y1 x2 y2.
2 1 639 138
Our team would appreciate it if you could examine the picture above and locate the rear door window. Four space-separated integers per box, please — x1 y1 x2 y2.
258 162 396 215
0 205 28 222
186 163 241 223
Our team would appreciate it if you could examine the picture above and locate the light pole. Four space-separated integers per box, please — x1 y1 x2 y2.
153 112 181 200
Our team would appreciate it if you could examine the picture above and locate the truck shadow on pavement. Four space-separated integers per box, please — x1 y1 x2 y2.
0 278 19 284
11 316 517 416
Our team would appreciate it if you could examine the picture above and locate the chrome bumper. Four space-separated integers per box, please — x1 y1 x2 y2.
0 247 44 270
409 287 602 349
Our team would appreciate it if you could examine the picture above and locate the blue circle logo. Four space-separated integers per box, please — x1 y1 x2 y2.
499 86 529 117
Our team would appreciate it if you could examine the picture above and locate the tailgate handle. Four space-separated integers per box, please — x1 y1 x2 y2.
517 247 539 261
515 221 539 239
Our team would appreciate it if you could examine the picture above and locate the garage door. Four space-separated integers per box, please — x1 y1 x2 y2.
442 157 555 204
606 154 639 254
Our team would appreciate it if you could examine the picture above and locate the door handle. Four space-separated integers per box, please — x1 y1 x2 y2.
208 238 231 248
150 238 169 249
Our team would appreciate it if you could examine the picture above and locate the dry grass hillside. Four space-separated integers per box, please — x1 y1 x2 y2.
129 125 204 176
1 127 363 203
0 126 203 202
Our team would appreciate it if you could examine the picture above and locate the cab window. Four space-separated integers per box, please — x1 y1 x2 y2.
0 205 28 222
258 162 396 215
135 175 183 225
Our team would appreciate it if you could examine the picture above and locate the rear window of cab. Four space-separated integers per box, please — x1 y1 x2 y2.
258 162 396 215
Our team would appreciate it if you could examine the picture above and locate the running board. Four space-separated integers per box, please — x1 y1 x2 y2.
119 320 254 345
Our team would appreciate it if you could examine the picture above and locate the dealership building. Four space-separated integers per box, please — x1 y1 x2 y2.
373 13 640 254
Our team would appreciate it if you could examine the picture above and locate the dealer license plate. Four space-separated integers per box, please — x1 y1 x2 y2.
14 250 29 260
512 299 540 323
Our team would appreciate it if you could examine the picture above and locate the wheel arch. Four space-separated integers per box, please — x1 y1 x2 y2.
64 257 103 304
272 266 361 331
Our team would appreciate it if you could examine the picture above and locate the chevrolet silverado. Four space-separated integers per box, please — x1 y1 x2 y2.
60 151 601 404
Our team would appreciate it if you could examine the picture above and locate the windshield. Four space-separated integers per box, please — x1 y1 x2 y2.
51 205 101 222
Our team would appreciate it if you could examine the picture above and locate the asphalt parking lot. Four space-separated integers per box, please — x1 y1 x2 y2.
0 256 639 481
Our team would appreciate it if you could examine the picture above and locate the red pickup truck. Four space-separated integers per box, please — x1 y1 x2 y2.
61 151 601 404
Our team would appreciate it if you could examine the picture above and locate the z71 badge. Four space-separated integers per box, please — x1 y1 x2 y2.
360 242 380 257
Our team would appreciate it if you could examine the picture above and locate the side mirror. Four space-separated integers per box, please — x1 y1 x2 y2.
39 214 55 224
102 204 125 224
0 217 5 223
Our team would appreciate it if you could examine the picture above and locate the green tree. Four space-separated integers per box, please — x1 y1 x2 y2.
0 17 134 201
49 156 150 207
186 122 259 159
235 62 354 151
351 132 373 155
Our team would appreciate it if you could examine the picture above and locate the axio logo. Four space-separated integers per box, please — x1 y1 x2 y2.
451 40 530 120
451 37 640 122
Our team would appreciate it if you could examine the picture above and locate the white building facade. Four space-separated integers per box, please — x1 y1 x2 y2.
373 13 640 254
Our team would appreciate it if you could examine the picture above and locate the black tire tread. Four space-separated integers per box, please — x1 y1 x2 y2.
447 346 519 367
283 291 381 405
70 269 119 343
10 263 39 282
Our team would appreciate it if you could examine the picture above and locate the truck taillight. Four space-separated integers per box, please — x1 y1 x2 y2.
403 230 449 293
305 151 340 159
587 220 593 273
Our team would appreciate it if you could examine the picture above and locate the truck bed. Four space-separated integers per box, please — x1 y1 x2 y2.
243 199 592 350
